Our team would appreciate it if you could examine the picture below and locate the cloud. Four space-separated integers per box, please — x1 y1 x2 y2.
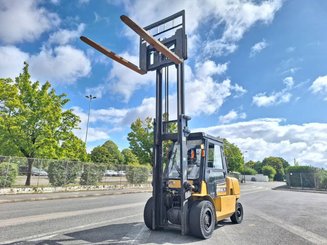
0 0 60 44
47 24 85 46
250 40 268 57
195 60 228 78
252 76 294 107
253 91 291 107
310 75 327 99
283 76 294 89
29 45 91 83
119 0 282 57
196 118 327 169
0 46 29 78
219 110 246 124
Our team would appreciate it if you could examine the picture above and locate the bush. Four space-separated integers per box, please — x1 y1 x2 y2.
48 160 80 186
316 170 327 190
80 164 104 185
126 165 149 184
262 165 276 180
0 162 18 187
243 167 257 175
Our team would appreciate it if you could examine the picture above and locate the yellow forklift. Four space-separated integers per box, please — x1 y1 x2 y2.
81 10 243 239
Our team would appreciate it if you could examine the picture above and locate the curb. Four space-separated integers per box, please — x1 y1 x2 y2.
0 188 152 204
272 185 327 194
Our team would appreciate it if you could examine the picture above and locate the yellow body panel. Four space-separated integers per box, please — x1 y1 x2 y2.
214 195 237 221
169 177 240 221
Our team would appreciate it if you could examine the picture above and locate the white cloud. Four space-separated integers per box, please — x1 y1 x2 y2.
0 46 29 78
119 0 281 57
47 24 85 46
310 75 327 99
250 40 268 57
231 83 247 97
196 118 327 169
219 110 246 124
185 78 232 116
195 60 228 78
29 45 91 83
0 0 60 44
252 76 294 107
283 76 294 89
253 91 291 107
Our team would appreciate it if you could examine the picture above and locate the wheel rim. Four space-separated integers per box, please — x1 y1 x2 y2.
204 209 212 231
236 205 242 220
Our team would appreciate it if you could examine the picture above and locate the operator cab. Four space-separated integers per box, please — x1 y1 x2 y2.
165 132 227 197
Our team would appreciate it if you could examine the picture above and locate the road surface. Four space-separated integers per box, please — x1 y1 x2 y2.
0 182 326 244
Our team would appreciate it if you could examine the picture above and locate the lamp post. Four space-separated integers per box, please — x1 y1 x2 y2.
85 94 96 144
243 150 248 183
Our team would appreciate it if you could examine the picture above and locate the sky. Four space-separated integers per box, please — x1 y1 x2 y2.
1 0 327 169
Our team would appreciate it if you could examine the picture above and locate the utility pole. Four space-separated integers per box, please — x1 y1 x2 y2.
85 94 96 144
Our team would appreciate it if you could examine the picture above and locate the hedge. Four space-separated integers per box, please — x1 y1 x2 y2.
48 160 80 186
80 164 105 185
126 165 149 184
0 162 18 187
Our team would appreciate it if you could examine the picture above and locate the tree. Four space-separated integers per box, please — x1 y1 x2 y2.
243 167 257 175
0 63 80 185
223 139 243 172
90 140 123 166
262 156 285 181
121 148 139 165
245 160 263 174
127 117 153 165
60 134 88 162
262 165 276 180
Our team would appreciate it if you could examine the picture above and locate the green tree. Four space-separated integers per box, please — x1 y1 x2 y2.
90 140 123 166
262 156 286 181
245 160 263 174
121 148 139 165
223 139 243 172
243 167 257 175
0 63 80 185
61 134 88 161
127 117 153 165
262 165 276 180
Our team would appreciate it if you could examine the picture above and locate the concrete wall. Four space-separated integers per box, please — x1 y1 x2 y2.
244 174 269 182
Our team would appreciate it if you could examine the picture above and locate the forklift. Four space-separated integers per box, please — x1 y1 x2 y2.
81 10 243 239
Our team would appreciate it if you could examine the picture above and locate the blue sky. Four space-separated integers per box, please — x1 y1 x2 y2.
1 0 327 168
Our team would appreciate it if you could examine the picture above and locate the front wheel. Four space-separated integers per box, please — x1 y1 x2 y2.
230 202 244 224
144 197 154 230
189 200 216 239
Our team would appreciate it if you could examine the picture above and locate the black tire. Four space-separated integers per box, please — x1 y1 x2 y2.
230 202 244 224
189 200 216 239
144 197 154 230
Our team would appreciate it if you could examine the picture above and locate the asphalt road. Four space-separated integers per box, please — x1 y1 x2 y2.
0 182 326 245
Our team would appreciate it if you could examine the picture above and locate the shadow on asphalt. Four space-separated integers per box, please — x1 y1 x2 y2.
8 221 234 244
24 222 209 244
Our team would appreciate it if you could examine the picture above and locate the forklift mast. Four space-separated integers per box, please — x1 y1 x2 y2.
80 10 190 235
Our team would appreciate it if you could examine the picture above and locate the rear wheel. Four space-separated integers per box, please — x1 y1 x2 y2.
230 202 243 224
189 200 216 239
144 197 154 230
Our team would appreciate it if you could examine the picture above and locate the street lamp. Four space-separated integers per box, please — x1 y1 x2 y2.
243 150 248 183
85 94 96 144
